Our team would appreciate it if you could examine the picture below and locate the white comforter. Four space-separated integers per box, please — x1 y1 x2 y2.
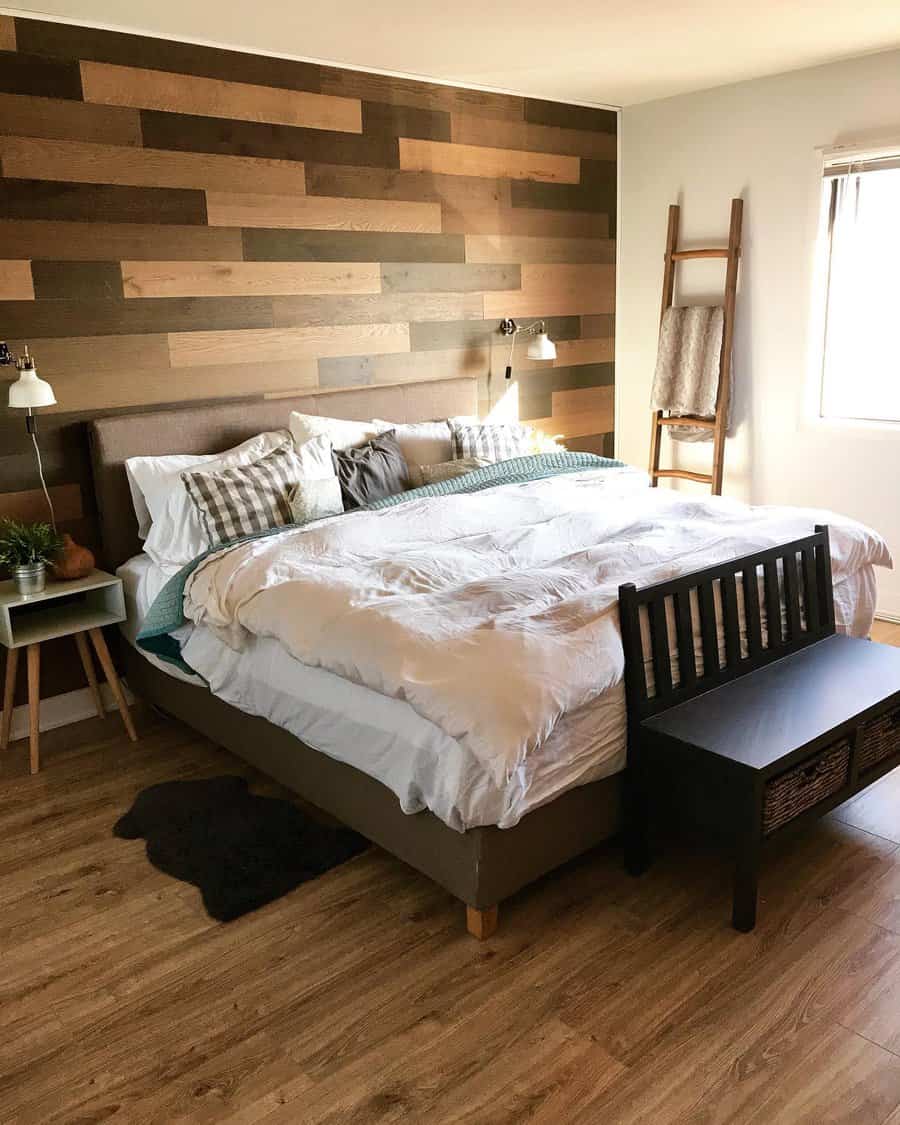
182 467 891 790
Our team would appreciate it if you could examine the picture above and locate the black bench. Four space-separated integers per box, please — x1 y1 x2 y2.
618 526 900 931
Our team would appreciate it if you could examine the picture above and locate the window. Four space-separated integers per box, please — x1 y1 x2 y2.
818 150 900 424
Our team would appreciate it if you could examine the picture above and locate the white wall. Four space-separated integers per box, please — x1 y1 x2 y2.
618 49 900 618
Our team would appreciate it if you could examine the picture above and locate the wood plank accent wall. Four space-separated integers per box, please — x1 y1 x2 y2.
0 15 616 701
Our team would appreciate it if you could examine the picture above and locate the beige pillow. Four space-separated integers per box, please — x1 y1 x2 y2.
411 457 491 487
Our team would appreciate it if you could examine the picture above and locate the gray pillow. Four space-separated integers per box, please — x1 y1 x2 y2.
331 430 410 510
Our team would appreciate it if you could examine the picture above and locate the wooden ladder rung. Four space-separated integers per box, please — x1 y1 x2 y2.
670 248 730 260
653 469 714 484
657 415 716 429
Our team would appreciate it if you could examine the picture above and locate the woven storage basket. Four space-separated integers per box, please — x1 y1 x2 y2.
857 706 900 775
762 742 851 836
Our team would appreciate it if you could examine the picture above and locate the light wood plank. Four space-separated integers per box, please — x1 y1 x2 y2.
465 234 615 264
7 334 171 382
492 336 614 375
484 263 616 319
0 93 142 146
206 191 442 234
0 136 307 195
444 205 609 239
528 386 615 438
168 323 411 368
872 619 900 645
37 359 318 412
399 138 580 184
80 60 362 133
0 484 82 524
0 260 33 301
0 15 15 51
122 261 381 299
451 113 617 160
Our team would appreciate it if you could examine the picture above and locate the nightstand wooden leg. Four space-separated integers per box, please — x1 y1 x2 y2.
27 643 40 775
88 628 136 743
75 632 104 719
1 648 18 751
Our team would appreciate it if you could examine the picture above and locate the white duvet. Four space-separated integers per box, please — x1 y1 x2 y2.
182 466 891 792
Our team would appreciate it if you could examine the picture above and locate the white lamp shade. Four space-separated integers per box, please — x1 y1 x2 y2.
8 368 56 409
526 332 557 361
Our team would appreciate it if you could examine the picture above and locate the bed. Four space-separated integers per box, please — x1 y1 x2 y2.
88 377 889 938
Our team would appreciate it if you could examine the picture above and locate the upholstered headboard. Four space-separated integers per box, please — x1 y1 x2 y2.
89 377 478 570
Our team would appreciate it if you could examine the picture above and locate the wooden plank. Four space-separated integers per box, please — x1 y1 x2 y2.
37 358 319 412
0 219 242 263
465 235 615 264
380 263 519 294
399 138 580 184
0 51 82 100
0 179 207 226
0 16 15 51
362 102 450 142
369 347 490 385
491 338 614 377
122 261 382 299
139 109 395 169
0 136 307 195
443 204 609 239
6 333 170 379
451 114 616 160
305 164 509 211
0 296 274 339
81 61 362 133
511 175 614 216
206 191 441 234
0 93 141 146
242 228 465 264
13 19 323 93
0 484 81 523
484 263 616 319
272 292 483 328
0 260 33 301
526 386 615 437
552 338 614 367
410 315 579 353
524 98 617 134
167 323 411 368
30 261 122 300
582 314 615 338
320 66 523 121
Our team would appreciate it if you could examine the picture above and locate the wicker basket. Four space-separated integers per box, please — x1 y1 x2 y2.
857 706 900 775
762 741 851 836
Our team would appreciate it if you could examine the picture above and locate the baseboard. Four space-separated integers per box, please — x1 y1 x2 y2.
3 681 136 743
876 612 900 625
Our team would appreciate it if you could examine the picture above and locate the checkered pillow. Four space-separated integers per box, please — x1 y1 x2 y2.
181 440 302 546
450 422 533 463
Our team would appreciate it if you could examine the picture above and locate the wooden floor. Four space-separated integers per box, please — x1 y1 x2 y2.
2 622 900 1124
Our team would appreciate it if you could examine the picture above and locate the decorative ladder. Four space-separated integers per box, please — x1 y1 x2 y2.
648 197 743 496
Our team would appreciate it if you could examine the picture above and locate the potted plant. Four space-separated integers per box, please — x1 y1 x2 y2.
0 519 64 596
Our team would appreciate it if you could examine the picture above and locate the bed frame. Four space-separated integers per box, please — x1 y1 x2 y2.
89 378 623 939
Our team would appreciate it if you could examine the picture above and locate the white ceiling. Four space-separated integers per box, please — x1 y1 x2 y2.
6 0 900 106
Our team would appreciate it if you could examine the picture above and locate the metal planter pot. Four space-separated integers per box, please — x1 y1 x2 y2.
12 562 46 596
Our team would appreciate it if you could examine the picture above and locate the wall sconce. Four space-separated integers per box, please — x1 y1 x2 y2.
498 318 557 378
2 343 58 527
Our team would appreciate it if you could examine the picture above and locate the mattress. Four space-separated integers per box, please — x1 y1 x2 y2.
118 554 627 830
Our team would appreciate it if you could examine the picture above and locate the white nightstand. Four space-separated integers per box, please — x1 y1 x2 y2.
0 569 137 774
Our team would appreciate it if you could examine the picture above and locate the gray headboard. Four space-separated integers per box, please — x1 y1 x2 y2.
89 377 478 570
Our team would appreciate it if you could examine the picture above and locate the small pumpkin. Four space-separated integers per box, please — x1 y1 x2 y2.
51 533 95 580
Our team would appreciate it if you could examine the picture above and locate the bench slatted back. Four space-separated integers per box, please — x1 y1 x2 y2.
619 526 835 721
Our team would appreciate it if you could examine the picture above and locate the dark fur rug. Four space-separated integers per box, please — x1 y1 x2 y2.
114 775 367 921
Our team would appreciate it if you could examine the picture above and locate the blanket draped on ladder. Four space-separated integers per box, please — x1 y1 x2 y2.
650 305 727 442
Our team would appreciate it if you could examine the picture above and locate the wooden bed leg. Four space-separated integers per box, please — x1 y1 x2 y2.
466 904 498 941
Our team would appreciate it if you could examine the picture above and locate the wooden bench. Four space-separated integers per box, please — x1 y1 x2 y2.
619 526 900 931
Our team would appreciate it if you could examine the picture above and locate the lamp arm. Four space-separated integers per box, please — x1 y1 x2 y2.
502 320 548 379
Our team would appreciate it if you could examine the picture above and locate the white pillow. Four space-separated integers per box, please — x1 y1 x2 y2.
289 476 343 525
143 430 296 570
371 419 452 474
126 430 289 541
289 411 384 452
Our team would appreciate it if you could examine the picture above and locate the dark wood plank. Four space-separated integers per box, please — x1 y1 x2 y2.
410 315 580 352
361 101 451 142
783 551 803 642
13 17 323 93
0 49 82 100
0 219 242 262
242 228 465 264
524 99 617 134
743 564 764 659
698 580 720 679
30 260 124 300
320 65 524 120
0 92 142 145
802 546 821 636
0 296 273 338
380 263 519 293
304 163 508 208
511 177 610 215
582 314 615 338
763 558 782 648
720 572 741 668
0 179 207 226
139 109 396 168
